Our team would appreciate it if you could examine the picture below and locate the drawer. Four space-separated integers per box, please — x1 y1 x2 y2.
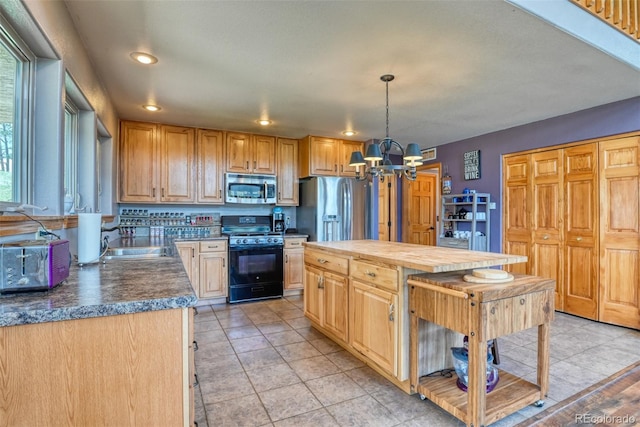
284 238 306 249
351 259 398 292
199 240 227 252
304 249 348 275
438 238 469 250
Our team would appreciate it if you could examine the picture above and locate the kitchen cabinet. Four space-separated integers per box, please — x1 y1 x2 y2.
276 138 299 205
303 248 349 343
298 135 364 178
503 133 640 328
0 308 194 426
226 132 276 174
438 193 490 251
119 121 195 203
284 237 306 293
197 128 225 204
175 240 228 300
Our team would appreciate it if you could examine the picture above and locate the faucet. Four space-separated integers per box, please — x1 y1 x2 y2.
101 225 122 232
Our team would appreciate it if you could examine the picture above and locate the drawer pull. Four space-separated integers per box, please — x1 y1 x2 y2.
317 258 328 264
290 242 301 246
520 298 526 305
366 271 376 278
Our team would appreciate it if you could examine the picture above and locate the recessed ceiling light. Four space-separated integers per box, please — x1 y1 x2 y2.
143 104 161 112
342 130 357 136
130 52 158 65
257 119 272 126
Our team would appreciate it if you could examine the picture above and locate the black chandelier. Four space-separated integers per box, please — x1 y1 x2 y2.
349 74 423 181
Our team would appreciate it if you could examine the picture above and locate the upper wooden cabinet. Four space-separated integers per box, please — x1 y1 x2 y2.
276 138 299 206
299 135 364 178
196 128 224 204
226 132 276 175
119 121 195 203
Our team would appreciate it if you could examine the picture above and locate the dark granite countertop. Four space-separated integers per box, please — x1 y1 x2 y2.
0 256 197 327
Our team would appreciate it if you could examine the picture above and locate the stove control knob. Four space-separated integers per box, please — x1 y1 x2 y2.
254 238 260 244
242 239 248 244
267 238 273 243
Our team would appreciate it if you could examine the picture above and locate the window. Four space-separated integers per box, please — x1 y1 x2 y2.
0 21 31 204
64 99 78 212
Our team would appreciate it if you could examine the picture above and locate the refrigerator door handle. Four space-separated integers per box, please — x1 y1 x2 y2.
343 180 352 240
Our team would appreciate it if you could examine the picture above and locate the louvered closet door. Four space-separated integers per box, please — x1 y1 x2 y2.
503 155 531 275
564 143 599 319
531 151 564 311
599 136 640 329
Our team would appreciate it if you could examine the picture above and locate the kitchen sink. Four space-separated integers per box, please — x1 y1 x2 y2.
103 246 167 259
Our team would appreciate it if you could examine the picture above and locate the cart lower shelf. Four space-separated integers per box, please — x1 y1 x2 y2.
416 369 544 426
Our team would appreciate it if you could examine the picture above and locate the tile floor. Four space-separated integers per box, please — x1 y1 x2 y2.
192 296 640 426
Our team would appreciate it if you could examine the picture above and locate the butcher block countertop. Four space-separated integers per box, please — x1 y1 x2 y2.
304 240 526 273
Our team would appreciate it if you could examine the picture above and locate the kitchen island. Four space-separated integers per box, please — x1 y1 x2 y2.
0 256 197 426
302 240 528 387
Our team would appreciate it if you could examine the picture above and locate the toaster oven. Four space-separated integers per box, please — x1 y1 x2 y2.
0 239 71 294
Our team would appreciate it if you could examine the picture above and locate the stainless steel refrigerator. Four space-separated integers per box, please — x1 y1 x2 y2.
297 177 373 242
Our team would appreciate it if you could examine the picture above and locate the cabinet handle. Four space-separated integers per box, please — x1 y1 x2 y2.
366 271 376 278
254 160 256 169
191 248 195 258
219 189 222 198
222 259 226 267
193 373 199 388
193 340 199 351
334 164 337 172
576 237 583 242
543 235 549 240
317 258 328 264
341 165 344 172
208 245 219 249
285 254 289 263
318 276 324 289
152 187 156 197
389 303 394 322
161 188 165 198
246 161 249 170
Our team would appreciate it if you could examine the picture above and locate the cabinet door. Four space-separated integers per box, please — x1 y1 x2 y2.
226 132 251 173
339 140 364 176
160 125 195 202
199 253 228 298
502 154 531 275
277 138 299 205
564 143 598 319
599 136 640 329
175 242 198 294
323 272 348 342
284 248 304 290
119 121 158 202
304 265 323 325
350 280 397 376
252 135 276 174
197 129 224 204
531 150 564 311
310 137 338 176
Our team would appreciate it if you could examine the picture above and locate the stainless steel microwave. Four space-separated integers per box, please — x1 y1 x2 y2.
225 173 277 204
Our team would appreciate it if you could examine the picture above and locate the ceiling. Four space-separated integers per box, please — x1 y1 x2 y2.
64 0 640 148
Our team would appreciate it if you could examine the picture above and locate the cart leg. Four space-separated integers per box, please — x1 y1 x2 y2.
537 321 551 398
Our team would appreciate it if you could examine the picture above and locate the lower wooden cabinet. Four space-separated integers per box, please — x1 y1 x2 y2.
0 308 194 425
350 279 398 376
284 237 306 292
175 240 228 300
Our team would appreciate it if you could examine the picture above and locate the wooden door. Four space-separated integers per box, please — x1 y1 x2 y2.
564 143 599 319
303 265 324 325
160 125 195 202
197 129 224 204
309 137 337 176
378 176 397 241
531 150 564 311
252 135 276 174
350 280 397 376
276 138 299 205
175 242 198 294
119 121 158 202
199 253 227 298
226 132 251 173
323 272 348 342
502 154 531 275
403 173 436 245
339 140 364 176
599 136 640 329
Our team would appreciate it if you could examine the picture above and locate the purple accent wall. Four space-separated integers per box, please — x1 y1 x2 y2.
433 96 640 252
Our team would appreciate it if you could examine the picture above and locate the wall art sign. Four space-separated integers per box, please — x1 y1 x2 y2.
463 150 481 180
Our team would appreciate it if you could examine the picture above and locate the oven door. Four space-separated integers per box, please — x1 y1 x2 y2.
228 245 283 302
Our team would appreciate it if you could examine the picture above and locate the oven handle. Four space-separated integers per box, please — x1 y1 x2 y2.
264 181 268 203
229 245 284 252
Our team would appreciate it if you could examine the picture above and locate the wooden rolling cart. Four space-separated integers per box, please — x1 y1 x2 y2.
408 272 555 427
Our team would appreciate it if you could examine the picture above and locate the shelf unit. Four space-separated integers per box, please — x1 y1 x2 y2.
439 193 490 251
